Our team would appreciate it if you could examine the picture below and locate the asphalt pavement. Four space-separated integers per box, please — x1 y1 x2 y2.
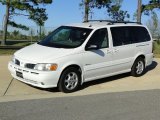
0 89 160 120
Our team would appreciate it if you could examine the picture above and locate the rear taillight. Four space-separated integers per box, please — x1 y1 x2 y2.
152 41 154 53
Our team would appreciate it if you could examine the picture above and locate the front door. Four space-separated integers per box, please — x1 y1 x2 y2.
82 28 113 82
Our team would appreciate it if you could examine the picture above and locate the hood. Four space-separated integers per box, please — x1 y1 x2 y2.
15 43 76 63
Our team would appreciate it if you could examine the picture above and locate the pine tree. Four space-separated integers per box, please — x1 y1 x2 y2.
80 0 129 22
107 0 130 21
142 0 160 16
0 0 52 45
80 0 111 22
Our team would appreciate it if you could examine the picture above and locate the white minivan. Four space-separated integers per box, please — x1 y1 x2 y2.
8 21 153 93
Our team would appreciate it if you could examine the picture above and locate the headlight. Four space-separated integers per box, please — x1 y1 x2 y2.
34 63 58 71
11 55 15 63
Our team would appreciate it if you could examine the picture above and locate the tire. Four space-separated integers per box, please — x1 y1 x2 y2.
58 67 81 93
131 57 145 77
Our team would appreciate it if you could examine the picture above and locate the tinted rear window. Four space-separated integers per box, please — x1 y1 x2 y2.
111 26 151 47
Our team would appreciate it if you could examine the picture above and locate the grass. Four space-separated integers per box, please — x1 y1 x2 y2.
5 40 35 46
0 40 36 46
0 49 17 55
154 54 160 58
153 41 160 58
11 42 32 46
153 41 160 56
0 40 35 55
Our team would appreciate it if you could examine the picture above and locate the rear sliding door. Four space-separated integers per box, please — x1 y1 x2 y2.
110 26 136 73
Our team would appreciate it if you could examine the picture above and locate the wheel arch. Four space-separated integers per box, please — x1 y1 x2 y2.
59 63 84 85
133 54 146 67
131 54 146 77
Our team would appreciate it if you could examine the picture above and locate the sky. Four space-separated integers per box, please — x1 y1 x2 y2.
0 0 159 28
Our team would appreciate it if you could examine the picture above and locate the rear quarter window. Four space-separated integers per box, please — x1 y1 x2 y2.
110 26 151 47
131 27 151 43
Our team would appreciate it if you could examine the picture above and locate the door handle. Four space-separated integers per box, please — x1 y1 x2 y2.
107 50 112 54
114 49 119 53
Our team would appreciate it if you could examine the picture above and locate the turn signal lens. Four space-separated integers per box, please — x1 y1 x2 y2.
50 64 58 71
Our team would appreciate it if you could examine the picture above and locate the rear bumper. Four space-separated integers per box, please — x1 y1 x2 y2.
8 61 60 88
146 53 154 66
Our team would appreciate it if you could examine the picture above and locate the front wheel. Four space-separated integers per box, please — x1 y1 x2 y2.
131 57 145 77
58 67 81 93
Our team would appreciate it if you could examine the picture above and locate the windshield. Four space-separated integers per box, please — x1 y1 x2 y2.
38 26 92 48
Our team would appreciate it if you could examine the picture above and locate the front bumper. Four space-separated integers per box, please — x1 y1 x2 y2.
8 61 60 88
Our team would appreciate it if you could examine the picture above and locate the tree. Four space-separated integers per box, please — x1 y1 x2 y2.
84 0 89 22
29 28 35 43
80 0 112 22
146 12 158 37
141 0 160 18
0 30 3 35
0 30 3 40
0 0 52 45
137 0 142 22
135 0 160 23
107 0 130 21
80 0 129 22
12 30 20 37
40 26 46 40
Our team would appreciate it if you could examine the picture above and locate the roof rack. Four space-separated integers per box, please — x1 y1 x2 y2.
83 20 142 25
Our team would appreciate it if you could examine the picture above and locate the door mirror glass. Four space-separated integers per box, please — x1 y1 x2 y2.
86 45 98 50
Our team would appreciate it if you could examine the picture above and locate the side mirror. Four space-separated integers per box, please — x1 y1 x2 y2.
86 45 99 51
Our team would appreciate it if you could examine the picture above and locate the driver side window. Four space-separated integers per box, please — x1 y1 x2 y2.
86 28 108 49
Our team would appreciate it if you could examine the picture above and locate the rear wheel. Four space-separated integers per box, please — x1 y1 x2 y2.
58 67 81 93
131 57 145 77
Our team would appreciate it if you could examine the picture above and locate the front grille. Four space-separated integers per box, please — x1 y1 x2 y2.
15 59 20 66
25 63 36 69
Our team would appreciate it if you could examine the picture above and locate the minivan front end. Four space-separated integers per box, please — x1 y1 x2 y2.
8 55 61 88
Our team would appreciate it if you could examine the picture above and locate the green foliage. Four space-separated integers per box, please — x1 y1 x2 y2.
0 0 51 29
40 27 47 39
8 21 29 30
80 0 130 21
0 30 3 34
10 1 48 26
80 0 112 21
29 8 48 26
142 0 160 15
12 30 20 36
151 12 158 28
80 0 111 10
0 0 52 4
43 0 52 4
90 0 111 8
0 49 17 55
0 0 52 45
107 1 130 21
146 11 158 36
150 0 160 4
154 41 160 55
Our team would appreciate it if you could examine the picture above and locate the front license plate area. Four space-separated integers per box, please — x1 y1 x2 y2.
16 71 23 78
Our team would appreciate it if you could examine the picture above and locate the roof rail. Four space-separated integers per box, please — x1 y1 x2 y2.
83 20 142 25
